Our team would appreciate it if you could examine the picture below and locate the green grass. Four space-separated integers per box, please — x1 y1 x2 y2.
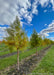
31 45 54 75
0 44 15 56
0 43 30 56
0 50 10 56
0 43 8 51
0 45 47 70
0 48 17 56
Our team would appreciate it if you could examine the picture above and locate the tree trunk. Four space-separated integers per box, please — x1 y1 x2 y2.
17 49 19 71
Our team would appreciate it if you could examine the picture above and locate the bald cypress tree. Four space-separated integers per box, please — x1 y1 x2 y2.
5 16 28 70
30 29 40 55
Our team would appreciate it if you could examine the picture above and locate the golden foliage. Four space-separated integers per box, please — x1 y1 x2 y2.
5 16 28 52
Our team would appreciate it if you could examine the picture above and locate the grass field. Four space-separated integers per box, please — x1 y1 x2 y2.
0 43 30 56
0 45 47 70
0 44 8 51
0 44 14 56
30 45 54 75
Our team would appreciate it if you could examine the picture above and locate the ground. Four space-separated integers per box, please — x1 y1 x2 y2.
0 44 54 75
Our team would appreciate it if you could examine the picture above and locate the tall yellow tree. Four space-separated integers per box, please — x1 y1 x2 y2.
5 16 28 70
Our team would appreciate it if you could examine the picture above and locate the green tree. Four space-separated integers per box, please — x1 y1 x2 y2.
38 35 42 46
43 38 51 45
5 16 28 70
30 29 40 55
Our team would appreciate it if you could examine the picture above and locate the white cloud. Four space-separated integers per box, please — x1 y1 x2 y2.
44 10 47 13
50 0 54 10
49 5 51 8
39 0 49 7
0 30 7 41
40 20 54 37
39 0 54 10
0 0 54 40
45 24 47 26
18 0 31 9
0 0 31 25
0 0 54 25
0 27 7 40
49 37 54 41
32 0 38 15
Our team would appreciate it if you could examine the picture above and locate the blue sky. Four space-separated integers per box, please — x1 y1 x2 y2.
0 0 54 41
23 4 54 38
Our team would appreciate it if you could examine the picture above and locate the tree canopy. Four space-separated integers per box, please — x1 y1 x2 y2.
30 29 40 48
5 16 28 52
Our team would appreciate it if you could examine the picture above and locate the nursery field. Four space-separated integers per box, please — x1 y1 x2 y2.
31 45 54 75
0 1 54 74
0 43 47 70
0 43 54 75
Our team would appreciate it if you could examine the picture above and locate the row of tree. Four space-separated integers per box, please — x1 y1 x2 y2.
30 29 54 48
30 29 54 55
2 16 54 70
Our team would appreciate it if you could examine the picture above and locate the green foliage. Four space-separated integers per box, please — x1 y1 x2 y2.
42 38 53 46
38 36 42 46
30 29 41 48
30 29 54 48
44 38 51 45
5 16 28 52
0 44 19 56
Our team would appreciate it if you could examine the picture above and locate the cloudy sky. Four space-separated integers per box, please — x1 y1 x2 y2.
0 0 54 41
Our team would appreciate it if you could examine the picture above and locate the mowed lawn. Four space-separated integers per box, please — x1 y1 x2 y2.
0 45 47 70
31 45 54 75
